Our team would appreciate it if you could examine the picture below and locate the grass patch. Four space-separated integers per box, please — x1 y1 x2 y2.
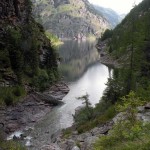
62 128 73 139
0 140 26 150
0 86 26 106
76 105 116 134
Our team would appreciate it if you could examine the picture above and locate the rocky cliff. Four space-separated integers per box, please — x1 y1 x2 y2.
31 0 110 39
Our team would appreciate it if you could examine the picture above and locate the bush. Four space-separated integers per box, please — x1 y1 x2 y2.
75 94 94 125
0 140 26 150
32 69 50 91
13 86 24 97
0 86 26 106
101 29 113 41
94 92 148 150
74 93 117 133
4 93 14 106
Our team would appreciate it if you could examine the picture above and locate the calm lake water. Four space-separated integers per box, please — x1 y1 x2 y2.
27 40 110 149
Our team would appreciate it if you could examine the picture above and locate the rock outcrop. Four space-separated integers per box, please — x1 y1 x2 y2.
46 121 113 150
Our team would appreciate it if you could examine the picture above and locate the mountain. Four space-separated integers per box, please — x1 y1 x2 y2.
31 0 110 39
93 5 124 28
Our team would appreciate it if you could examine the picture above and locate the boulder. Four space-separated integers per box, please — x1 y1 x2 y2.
145 103 150 109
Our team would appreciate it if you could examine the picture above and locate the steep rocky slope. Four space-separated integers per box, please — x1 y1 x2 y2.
0 0 58 86
31 0 110 39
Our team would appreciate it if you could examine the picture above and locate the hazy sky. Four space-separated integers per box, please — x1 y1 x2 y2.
88 0 143 14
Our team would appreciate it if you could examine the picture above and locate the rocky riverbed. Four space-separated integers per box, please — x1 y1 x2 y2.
0 81 69 138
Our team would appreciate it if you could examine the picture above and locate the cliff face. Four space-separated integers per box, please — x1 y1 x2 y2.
31 0 110 39
0 0 57 85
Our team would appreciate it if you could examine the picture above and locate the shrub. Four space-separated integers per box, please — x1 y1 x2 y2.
13 86 24 97
75 94 94 125
94 92 147 150
101 29 113 41
0 86 26 106
0 140 26 150
32 69 50 91
4 93 14 106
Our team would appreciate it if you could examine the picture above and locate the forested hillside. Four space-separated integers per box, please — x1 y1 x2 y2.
106 0 150 94
0 0 58 105
31 0 110 39
92 0 150 149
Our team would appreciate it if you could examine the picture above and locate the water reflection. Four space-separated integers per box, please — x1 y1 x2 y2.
58 40 100 81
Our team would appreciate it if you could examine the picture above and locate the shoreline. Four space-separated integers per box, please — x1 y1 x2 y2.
0 81 69 139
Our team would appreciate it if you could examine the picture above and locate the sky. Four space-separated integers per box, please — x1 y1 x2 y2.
88 0 143 14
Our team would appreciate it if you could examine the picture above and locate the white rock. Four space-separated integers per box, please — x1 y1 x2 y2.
72 146 80 150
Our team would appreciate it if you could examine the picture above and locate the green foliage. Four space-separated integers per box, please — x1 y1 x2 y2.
57 4 74 13
0 48 10 68
7 27 24 84
94 92 148 150
77 105 116 133
75 93 116 133
62 128 72 139
0 140 26 150
75 94 93 125
32 69 49 91
94 1 150 149
0 0 59 87
4 92 14 106
0 86 26 106
45 31 62 47
101 29 113 41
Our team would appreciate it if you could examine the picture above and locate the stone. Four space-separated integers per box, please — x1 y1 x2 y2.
77 132 91 142
41 144 61 150
91 127 100 136
145 103 150 109
13 135 18 140
137 106 145 113
72 146 80 150
59 142 68 150
0 123 4 129
113 112 126 123
81 136 99 150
